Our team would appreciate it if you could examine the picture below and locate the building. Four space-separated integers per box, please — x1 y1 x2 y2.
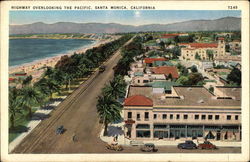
199 61 213 71
180 38 226 61
151 66 179 79
123 86 241 141
214 55 241 68
144 58 167 67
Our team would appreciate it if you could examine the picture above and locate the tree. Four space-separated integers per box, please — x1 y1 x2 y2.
18 86 42 118
191 65 198 73
187 72 204 85
22 75 33 87
176 76 189 85
208 87 214 93
206 50 214 61
9 88 22 128
96 95 122 136
227 68 241 85
159 41 165 50
195 53 201 60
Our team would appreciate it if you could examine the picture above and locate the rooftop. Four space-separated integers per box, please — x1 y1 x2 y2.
126 86 241 108
144 58 166 64
152 66 179 79
147 81 180 91
124 95 153 107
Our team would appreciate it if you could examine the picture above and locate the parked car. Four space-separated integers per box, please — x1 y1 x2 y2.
56 125 65 135
177 140 197 149
106 143 123 151
198 141 217 149
140 143 158 152
99 65 106 73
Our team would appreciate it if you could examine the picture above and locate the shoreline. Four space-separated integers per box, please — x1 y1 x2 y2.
9 37 119 81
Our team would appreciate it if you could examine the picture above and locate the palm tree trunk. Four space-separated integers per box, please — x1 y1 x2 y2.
10 115 15 129
104 123 108 136
28 107 32 118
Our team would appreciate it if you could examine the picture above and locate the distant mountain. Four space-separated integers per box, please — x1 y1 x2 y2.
10 17 241 35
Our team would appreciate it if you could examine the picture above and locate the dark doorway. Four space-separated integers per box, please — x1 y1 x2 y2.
216 131 221 140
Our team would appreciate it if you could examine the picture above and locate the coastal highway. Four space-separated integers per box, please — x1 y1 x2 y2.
12 36 240 154
12 36 135 153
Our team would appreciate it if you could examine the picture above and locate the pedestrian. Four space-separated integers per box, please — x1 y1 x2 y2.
115 135 118 141
72 133 77 142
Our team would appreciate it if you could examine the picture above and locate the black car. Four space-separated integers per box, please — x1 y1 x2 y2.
177 140 197 149
56 125 65 135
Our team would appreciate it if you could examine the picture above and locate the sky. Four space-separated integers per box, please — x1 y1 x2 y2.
10 10 241 26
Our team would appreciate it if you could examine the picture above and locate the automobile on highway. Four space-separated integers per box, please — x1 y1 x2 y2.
99 65 106 73
140 143 158 152
198 141 217 149
177 140 197 149
56 125 65 135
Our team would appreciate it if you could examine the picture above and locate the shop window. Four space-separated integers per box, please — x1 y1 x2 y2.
215 115 220 120
163 114 167 119
183 114 188 119
136 130 150 138
227 115 231 120
195 115 199 120
201 115 206 120
128 112 132 119
136 124 150 129
153 114 157 119
176 114 180 120
170 114 173 119
208 115 213 120
235 115 239 120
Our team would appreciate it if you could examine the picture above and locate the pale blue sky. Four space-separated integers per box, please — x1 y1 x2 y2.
10 10 241 26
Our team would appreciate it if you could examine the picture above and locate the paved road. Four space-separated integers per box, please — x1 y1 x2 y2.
12 37 134 153
12 37 240 154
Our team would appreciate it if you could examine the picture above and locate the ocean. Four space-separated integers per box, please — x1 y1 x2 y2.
9 39 96 67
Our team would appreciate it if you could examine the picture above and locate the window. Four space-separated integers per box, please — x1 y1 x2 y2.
143 80 149 83
227 115 231 120
136 130 150 138
187 54 189 56
170 114 173 119
208 115 213 120
145 112 149 120
163 114 167 119
235 115 239 120
215 115 220 120
202 115 206 120
128 112 132 119
137 113 140 120
176 114 180 119
153 114 157 119
195 115 199 120
136 124 150 129
138 80 140 83
183 114 188 119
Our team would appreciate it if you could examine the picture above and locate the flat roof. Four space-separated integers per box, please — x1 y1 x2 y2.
127 86 241 108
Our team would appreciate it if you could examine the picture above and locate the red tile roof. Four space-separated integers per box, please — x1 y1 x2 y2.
124 95 153 106
152 66 179 78
144 58 166 64
161 36 176 39
189 43 218 48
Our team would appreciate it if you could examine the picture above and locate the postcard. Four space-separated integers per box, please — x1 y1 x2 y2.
1 0 249 161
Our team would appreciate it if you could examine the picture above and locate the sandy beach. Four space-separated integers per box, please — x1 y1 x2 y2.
9 36 120 82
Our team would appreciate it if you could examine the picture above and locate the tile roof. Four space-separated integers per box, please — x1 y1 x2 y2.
189 43 218 48
144 58 166 64
152 66 179 78
124 95 153 106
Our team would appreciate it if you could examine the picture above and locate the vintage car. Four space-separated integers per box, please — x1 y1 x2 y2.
99 65 106 73
140 143 158 152
177 140 197 149
56 125 65 135
198 141 217 149
106 143 123 151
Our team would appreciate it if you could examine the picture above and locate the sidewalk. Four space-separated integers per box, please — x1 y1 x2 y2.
99 122 241 148
8 96 67 152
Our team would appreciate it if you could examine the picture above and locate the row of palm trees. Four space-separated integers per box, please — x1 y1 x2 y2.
9 35 132 130
96 36 145 136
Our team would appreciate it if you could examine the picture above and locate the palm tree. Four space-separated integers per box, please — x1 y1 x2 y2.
9 88 22 129
102 76 126 99
96 95 122 136
18 86 43 118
